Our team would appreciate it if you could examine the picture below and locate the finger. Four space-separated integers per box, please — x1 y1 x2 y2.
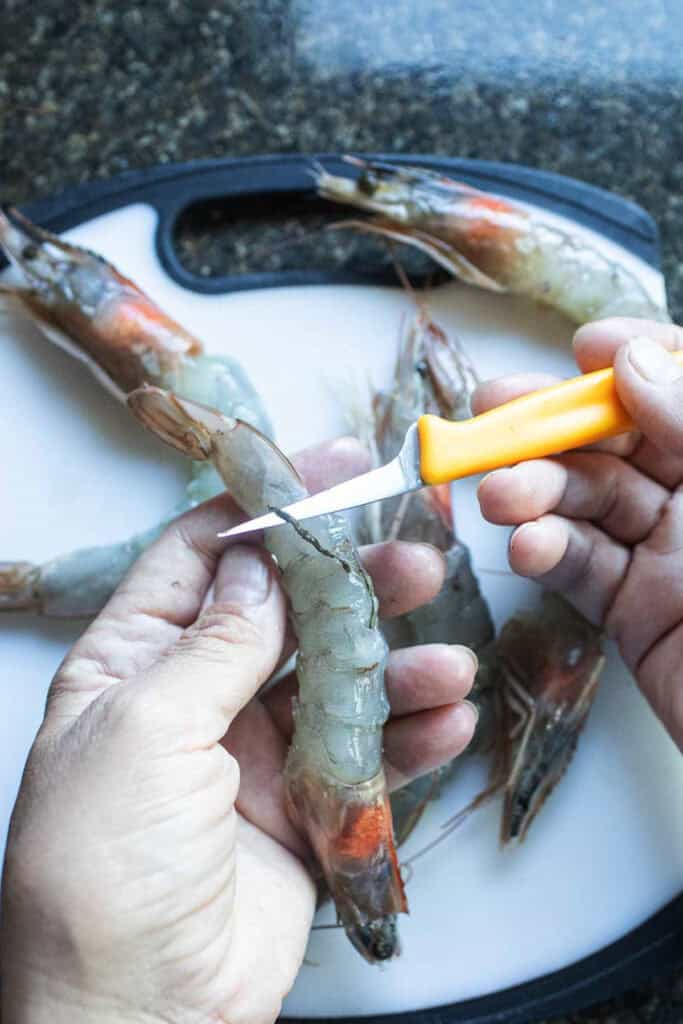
637 623 683 751
264 643 478 738
294 435 371 491
221 695 309 860
573 322 683 477
612 338 683 457
507 514 629 625
604 489 683 671
628 437 683 489
133 544 287 746
472 373 559 415
479 452 669 544
573 317 682 372
384 702 478 790
379 644 477 715
360 542 445 618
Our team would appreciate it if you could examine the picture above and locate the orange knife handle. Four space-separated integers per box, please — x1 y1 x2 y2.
417 351 683 486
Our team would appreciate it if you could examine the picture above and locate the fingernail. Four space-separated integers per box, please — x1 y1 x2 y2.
462 699 480 728
627 336 682 385
217 545 272 606
573 319 619 347
477 470 502 504
456 645 479 674
510 521 537 547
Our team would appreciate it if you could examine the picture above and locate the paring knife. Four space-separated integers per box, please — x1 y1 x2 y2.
218 353 683 539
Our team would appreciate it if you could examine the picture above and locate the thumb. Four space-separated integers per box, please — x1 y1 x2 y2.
614 337 683 455
139 544 287 745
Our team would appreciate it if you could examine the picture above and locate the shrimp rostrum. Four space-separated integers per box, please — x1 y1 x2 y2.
0 207 270 616
128 387 407 963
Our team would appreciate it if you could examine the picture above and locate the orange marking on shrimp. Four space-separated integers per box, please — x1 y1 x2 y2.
457 194 525 245
334 801 393 859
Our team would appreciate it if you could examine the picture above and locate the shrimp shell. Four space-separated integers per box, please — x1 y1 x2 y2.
128 387 407 963
317 159 669 324
0 209 270 616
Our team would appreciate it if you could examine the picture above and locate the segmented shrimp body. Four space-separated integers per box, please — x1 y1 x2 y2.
0 208 270 615
317 160 669 323
129 388 406 963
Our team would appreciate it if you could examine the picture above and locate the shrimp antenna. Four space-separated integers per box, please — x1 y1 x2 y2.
399 783 503 869
390 250 432 323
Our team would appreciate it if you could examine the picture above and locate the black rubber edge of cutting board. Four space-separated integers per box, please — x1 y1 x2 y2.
2 152 662 293
3 154 680 1024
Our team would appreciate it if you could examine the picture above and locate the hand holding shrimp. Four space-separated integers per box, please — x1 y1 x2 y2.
476 317 683 750
1 438 477 1024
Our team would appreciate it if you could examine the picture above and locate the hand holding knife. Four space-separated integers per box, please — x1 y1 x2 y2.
219 353 683 540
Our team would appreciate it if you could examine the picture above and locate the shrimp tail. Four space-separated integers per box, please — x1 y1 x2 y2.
287 771 406 961
0 562 40 611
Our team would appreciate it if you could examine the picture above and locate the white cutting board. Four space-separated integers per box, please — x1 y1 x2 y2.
1 203 682 1018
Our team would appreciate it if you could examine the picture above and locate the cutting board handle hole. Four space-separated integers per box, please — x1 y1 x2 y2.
169 191 444 288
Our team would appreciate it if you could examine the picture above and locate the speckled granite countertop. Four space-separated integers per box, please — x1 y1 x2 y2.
1 2 682 1022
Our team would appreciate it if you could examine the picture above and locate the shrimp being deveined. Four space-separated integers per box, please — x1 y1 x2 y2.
0 207 270 615
128 387 406 963
316 159 670 323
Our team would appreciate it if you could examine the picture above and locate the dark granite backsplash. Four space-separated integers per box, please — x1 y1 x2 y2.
2 0 683 313
1 2 682 1022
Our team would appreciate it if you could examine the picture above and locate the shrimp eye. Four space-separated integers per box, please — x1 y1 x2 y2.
22 243 39 261
357 170 379 196
415 359 429 377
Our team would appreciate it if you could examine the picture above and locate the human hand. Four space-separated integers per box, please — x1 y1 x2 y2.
1 437 477 1024
476 317 683 750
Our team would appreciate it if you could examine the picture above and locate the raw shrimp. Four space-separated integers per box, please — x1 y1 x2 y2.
446 594 605 845
128 387 407 963
0 207 270 615
349 308 496 845
316 159 670 323
495 594 605 842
